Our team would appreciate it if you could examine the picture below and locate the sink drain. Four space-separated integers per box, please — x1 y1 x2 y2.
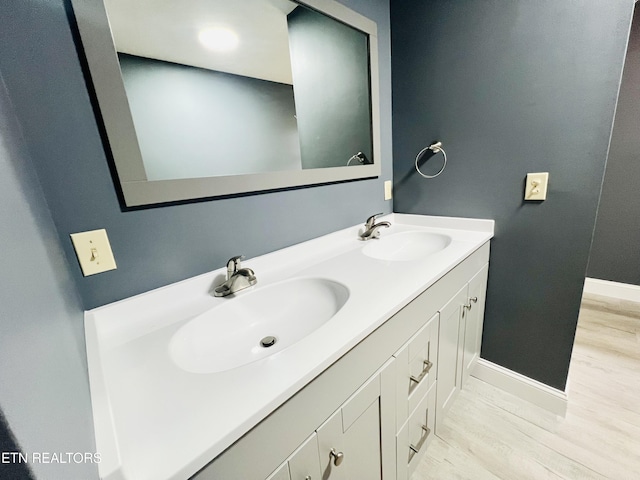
260 336 277 348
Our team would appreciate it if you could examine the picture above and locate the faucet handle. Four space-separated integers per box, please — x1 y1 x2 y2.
226 255 245 277
365 212 384 228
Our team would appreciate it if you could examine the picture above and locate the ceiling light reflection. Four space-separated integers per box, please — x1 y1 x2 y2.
198 27 239 52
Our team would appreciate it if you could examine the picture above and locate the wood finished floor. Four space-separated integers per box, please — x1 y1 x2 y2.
412 293 640 480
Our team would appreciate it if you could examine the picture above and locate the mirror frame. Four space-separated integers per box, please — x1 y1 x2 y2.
71 0 381 207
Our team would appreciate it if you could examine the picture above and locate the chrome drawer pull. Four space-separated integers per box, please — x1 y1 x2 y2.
408 425 431 462
409 360 433 387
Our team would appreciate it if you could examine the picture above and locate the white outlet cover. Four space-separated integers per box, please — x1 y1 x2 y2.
70 229 117 276
525 172 549 201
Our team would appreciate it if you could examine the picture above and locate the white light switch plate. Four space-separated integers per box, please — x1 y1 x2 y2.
70 229 117 276
384 180 393 200
525 172 549 201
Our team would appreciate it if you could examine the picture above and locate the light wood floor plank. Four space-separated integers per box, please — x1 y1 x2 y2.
413 293 640 480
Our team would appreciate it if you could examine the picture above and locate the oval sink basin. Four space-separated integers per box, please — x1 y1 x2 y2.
169 278 349 374
362 231 451 261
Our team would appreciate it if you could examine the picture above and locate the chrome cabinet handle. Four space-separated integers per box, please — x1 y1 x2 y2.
464 297 478 311
409 360 433 393
462 297 478 317
408 425 431 462
305 477 312 480
329 448 344 466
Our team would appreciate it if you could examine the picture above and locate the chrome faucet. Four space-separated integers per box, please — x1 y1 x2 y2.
359 213 391 241
213 255 257 297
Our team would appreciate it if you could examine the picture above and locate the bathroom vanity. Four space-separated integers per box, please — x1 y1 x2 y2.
72 0 493 476
85 214 493 480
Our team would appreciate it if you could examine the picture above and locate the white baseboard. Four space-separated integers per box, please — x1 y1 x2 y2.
583 278 640 303
472 359 568 417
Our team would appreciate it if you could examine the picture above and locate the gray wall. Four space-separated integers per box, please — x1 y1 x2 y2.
0 73 97 478
119 54 302 180
0 0 392 311
588 5 640 286
391 0 633 390
288 5 373 168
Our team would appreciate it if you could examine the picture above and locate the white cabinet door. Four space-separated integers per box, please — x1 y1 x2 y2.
266 462 290 480
288 433 322 480
264 361 394 480
461 264 489 387
316 360 395 480
435 285 467 435
266 433 321 480
317 399 381 480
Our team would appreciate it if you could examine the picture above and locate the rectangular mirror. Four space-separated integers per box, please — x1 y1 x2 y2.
71 0 381 206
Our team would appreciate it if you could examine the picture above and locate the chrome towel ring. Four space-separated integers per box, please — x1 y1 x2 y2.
415 141 447 178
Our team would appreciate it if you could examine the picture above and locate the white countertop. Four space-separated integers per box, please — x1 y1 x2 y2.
85 214 494 480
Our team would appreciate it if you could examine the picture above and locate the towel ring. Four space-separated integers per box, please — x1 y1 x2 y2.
415 141 447 178
347 151 370 166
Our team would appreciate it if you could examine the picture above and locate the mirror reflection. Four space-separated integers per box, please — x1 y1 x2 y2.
104 0 373 181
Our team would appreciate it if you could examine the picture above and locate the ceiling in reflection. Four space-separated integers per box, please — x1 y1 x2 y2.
104 0 298 84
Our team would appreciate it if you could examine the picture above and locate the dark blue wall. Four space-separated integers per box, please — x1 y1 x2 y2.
588 5 640 286
391 0 634 390
0 0 392 310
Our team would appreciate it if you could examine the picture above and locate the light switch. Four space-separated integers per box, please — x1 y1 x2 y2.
524 172 549 201
384 180 393 200
70 229 117 276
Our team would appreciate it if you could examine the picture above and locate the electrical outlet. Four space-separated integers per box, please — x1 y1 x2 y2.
384 180 393 200
525 172 549 201
70 229 117 276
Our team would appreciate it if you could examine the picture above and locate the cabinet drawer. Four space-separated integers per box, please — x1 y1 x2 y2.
394 313 439 427
395 383 437 480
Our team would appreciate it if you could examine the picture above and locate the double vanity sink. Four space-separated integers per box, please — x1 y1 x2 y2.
171 229 451 375
85 214 493 480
